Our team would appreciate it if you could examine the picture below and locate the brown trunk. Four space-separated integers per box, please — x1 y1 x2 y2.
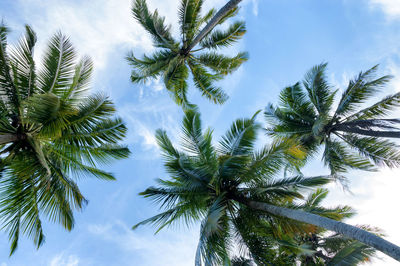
0 134 18 145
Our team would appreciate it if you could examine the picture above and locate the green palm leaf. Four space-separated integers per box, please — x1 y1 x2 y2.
132 0 177 49
335 65 392 117
0 24 129 254
200 21 246 49
266 63 400 176
38 32 76 95
128 0 246 106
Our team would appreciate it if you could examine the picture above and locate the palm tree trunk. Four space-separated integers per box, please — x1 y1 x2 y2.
185 0 242 53
245 200 400 261
333 119 400 138
0 134 18 145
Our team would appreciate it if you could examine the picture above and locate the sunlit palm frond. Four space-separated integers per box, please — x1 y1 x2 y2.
218 116 259 156
302 63 335 115
346 92 400 121
323 139 376 174
340 134 400 168
188 59 228 104
195 195 231 266
132 0 177 49
0 23 20 113
335 65 392 117
9 25 37 100
63 56 93 102
179 0 204 46
200 21 246 49
127 50 173 84
38 32 76 95
196 51 248 75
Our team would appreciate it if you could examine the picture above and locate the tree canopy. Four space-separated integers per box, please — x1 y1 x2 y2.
0 23 130 255
265 63 400 178
127 0 248 107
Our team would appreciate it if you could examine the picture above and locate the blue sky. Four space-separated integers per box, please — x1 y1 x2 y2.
1 0 400 265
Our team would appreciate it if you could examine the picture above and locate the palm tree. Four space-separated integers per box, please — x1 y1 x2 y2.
127 0 248 107
0 23 130 254
265 63 400 176
133 109 400 264
233 189 378 265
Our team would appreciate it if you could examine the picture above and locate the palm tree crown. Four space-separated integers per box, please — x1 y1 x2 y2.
0 23 130 254
133 110 394 265
127 0 248 107
265 63 400 177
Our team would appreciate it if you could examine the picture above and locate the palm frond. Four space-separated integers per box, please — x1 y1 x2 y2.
188 59 228 104
248 176 331 201
200 21 246 49
162 56 191 105
196 51 248 75
327 241 376 265
278 83 316 122
62 56 93 101
195 195 230 266
340 134 400 168
335 65 392 117
132 197 206 232
132 0 177 49
127 50 173 84
0 172 45 255
0 22 20 113
346 92 400 121
181 109 215 163
179 0 204 46
9 25 37 100
264 103 314 138
303 63 336 115
38 32 76 95
323 139 377 174
218 117 259 156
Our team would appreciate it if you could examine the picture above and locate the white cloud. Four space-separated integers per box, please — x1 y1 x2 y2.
49 253 80 266
119 88 181 154
370 0 400 19
13 0 154 70
88 220 198 266
386 61 400 93
9 0 251 71
325 168 400 265
251 0 259 16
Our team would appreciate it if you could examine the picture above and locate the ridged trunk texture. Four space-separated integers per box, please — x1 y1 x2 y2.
0 134 18 145
246 200 400 261
185 0 242 52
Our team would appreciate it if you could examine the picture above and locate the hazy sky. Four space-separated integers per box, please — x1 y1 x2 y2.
1 0 400 265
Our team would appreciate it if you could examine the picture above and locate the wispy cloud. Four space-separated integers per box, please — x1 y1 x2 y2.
119 86 182 154
9 0 254 69
49 253 80 266
88 220 198 266
326 168 400 265
250 0 259 16
369 0 400 20
12 0 153 69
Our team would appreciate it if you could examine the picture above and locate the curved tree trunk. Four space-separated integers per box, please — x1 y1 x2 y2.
0 134 18 145
185 0 242 53
333 119 400 138
246 200 400 261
